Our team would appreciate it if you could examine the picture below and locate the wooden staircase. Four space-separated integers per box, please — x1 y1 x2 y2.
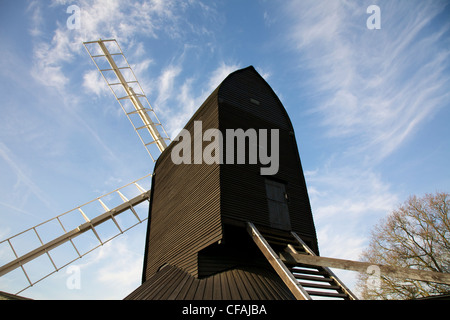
247 222 358 300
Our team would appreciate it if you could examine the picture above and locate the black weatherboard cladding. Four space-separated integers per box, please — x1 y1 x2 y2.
142 86 222 281
139 66 318 296
218 67 318 250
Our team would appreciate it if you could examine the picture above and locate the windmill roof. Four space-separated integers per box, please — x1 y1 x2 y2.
125 264 295 300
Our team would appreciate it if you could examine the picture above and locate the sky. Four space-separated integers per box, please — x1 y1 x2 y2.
0 0 449 300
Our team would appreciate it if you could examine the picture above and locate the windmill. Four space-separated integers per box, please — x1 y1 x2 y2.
1 39 354 300
0 38 360 300
3 39 447 300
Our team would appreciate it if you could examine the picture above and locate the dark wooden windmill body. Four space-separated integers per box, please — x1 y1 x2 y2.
126 66 357 300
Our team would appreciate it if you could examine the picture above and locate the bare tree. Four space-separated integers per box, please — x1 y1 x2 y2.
356 192 450 299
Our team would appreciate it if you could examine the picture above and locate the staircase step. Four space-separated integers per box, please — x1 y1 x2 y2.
293 274 334 282
306 290 349 299
298 282 341 290
289 267 327 276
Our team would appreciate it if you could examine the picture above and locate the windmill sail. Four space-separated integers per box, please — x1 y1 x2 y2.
83 39 171 160
0 174 152 295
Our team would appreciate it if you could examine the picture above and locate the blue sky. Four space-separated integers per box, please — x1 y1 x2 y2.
0 0 449 299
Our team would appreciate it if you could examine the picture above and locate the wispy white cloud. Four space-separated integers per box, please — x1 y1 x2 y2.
284 0 450 161
153 61 241 138
0 143 54 214
306 165 398 219
26 0 45 37
82 69 109 96
305 163 399 264
30 28 74 90
50 0 182 41
94 240 143 291
155 65 182 107
28 0 217 92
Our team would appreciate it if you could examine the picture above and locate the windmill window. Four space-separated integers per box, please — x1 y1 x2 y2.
265 179 291 231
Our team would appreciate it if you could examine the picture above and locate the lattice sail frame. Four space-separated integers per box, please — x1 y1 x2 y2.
83 39 170 161
0 174 152 294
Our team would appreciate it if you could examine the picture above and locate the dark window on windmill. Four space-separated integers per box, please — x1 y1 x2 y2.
265 179 291 230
